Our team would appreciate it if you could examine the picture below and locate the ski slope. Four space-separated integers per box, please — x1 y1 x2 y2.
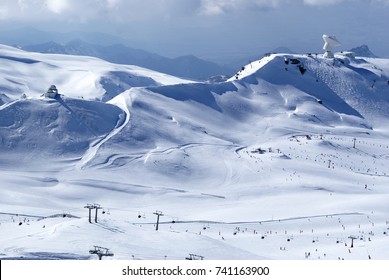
1 45 389 260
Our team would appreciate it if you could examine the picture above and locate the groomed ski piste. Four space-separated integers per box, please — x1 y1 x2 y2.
1 45 389 260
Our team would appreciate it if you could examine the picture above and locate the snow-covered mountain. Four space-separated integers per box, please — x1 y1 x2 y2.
0 44 192 102
22 40 233 80
1 45 389 260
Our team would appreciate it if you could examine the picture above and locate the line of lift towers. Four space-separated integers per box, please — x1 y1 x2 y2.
84 205 202 260
84 204 115 260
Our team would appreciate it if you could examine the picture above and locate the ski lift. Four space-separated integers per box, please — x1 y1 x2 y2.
185 254 204 260
89 246 114 260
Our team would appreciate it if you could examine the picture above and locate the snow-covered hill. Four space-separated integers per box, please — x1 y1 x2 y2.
0 44 192 102
1 45 389 260
0 96 125 168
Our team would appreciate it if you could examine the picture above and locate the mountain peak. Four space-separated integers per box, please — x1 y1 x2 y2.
272 46 295 54
349 45 378 58
66 38 88 46
23 41 66 54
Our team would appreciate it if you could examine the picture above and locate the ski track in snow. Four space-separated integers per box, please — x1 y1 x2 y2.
75 94 130 170
92 142 239 169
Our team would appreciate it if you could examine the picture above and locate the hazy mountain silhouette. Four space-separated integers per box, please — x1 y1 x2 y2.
23 39 233 80
349 45 378 58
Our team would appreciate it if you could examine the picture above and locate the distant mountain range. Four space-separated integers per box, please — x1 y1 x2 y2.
22 39 233 80
1 28 380 81
22 41 379 82
0 27 128 47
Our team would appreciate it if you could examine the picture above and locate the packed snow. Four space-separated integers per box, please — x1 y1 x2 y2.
1 45 389 260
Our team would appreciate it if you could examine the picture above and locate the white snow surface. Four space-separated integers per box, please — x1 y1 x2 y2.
1 46 389 260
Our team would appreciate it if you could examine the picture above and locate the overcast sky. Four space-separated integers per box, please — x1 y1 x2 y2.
0 0 388 61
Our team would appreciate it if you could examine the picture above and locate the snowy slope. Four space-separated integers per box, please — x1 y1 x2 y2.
0 44 193 102
0 96 125 168
1 48 389 260
230 53 389 124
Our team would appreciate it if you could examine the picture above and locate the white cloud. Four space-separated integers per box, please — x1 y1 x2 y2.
303 0 354 6
0 0 386 22
0 0 284 21
304 0 342 5
303 0 389 6
0 7 8 19
374 0 389 5
199 0 283 15
46 0 69 14
197 0 371 15
0 0 41 20
0 0 201 23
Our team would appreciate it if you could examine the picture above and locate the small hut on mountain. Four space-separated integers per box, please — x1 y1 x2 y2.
45 85 59 98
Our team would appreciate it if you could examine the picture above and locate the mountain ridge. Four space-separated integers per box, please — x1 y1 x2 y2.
22 39 233 80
